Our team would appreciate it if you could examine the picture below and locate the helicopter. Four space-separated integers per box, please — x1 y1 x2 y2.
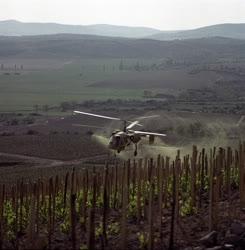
73 110 166 156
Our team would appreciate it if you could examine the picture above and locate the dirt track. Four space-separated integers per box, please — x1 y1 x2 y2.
0 152 110 184
0 151 112 166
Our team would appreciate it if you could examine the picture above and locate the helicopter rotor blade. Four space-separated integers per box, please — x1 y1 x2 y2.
72 124 104 129
134 131 167 137
74 110 143 127
74 111 121 121
126 115 159 129
126 121 140 129
135 115 160 120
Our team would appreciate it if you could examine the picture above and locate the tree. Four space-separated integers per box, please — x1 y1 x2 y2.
42 104 49 113
71 101 77 109
166 58 173 66
119 59 124 71
143 90 152 98
151 63 157 71
135 61 140 71
33 104 39 113
60 102 71 112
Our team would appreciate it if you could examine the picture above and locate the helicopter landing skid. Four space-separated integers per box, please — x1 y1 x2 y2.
134 143 138 156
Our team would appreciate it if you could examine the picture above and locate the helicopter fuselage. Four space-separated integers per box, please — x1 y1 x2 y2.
108 130 141 153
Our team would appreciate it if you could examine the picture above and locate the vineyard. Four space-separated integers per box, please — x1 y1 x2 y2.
1 143 245 249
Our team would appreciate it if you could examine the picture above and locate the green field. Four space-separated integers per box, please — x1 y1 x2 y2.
0 58 220 112
0 59 143 111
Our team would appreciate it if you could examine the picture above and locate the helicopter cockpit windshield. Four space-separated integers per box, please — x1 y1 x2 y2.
109 135 121 149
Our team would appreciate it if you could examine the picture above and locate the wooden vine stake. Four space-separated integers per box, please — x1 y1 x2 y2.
169 162 176 250
27 183 37 249
87 172 96 250
120 163 128 250
63 172 69 210
82 169 88 230
239 143 245 208
20 179 24 234
102 165 109 248
0 185 5 250
175 157 180 222
137 158 142 223
70 168 77 250
158 157 164 241
15 182 19 249
70 193 77 250
208 149 214 232
191 146 197 211
48 178 53 249
164 157 170 208
199 148 205 208
113 164 118 209
213 157 219 231
148 180 154 250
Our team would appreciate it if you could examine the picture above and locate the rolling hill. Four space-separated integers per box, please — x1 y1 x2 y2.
0 20 160 38
0 34 244 63
149 23 245 40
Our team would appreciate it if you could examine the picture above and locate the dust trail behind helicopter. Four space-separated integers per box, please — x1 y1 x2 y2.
91 111 245 159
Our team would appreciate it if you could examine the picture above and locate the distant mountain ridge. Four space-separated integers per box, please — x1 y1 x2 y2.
148 23 245 40
0 20 160 38
1 20 245 40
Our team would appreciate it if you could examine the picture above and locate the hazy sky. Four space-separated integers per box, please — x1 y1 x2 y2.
1 0 245 30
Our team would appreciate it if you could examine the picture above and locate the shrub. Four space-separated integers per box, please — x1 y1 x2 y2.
26 129 39 135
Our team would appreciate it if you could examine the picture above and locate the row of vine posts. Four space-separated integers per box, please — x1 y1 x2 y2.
0 143 245 249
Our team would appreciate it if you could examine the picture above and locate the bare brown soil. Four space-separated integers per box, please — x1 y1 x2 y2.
0 111 243 185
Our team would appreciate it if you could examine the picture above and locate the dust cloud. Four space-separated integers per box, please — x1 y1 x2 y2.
91 112 244 159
